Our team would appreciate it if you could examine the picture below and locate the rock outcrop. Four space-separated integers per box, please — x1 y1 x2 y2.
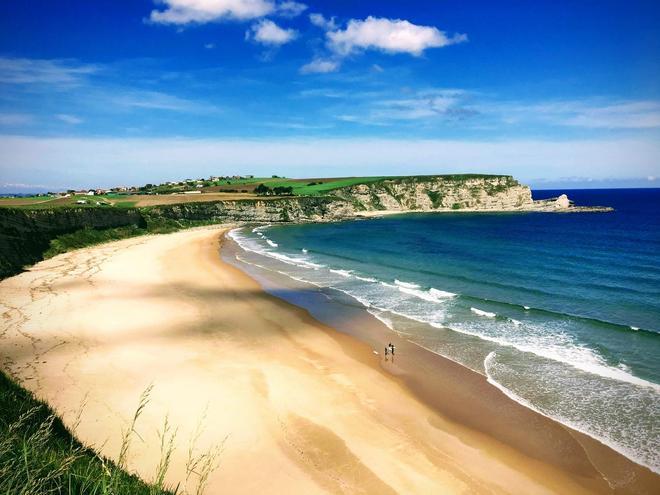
333 175 534 212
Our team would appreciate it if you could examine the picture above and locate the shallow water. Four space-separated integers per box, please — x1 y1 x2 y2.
227 188 660 473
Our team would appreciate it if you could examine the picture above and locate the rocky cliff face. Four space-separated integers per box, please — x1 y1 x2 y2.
0 176 611 279
333 175 533 212
144 196 356 223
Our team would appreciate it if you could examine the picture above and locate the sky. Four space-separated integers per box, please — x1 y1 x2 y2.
0 0 659 191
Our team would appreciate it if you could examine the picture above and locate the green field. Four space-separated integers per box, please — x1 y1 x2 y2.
0 194 137 209
245 176 391 195
164 174 508 197
0 174 514 210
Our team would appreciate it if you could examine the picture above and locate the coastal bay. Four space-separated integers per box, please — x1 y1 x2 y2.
1 226 657 494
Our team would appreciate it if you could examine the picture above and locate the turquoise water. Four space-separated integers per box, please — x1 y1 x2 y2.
228 189 660 473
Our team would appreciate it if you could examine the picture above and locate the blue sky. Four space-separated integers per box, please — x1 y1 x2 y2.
0 0 659 191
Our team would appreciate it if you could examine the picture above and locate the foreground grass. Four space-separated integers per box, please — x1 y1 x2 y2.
0 371 174 495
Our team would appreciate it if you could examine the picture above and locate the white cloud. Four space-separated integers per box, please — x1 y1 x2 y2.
1 136 658 188
111 90 217 113
247 19 297 45
149 0 275 24
1 182 51 190
327 17 467 56
0 57 97 86
299 58 340 74
56 114 83 125
489 99 660 130
0 113 33 126
204 42 216 49
560 101 660 129
331 88 474 124
309 12 336 30
276 1 307 17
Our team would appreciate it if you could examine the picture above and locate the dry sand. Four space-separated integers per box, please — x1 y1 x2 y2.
0 226 656 494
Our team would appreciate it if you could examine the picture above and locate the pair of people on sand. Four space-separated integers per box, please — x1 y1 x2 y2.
384 342 395 356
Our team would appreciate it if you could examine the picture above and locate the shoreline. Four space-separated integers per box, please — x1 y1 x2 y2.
223 233 659 490
0 226 656 493
353 205 614 218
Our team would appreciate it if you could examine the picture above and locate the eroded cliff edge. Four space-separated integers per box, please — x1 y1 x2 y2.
0 175 611 278
145 175 611 223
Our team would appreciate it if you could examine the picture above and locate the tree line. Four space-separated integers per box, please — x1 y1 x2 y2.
254 184 294 196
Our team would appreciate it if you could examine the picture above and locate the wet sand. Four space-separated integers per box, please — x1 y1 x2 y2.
0 226 657 494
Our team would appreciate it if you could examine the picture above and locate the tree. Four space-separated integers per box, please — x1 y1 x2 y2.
254 184 271 195
272 186 293 196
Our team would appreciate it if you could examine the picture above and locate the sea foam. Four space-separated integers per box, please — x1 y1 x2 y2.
394 279 420 289
330 269 352 278
471 307 497 318
484 351 660 474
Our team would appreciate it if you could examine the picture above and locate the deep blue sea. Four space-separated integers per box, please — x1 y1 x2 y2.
228 188 660 473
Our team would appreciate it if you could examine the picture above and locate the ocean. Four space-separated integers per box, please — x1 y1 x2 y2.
226 188 660 474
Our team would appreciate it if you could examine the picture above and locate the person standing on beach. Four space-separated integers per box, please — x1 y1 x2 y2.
384 346 389 357
389 343 395 356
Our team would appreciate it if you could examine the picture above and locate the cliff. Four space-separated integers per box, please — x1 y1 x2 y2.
0 175 611 279
0 207 145 278
331 175 533 212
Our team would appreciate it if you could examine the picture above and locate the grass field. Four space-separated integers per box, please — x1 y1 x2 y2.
0 193 260 209
0 194 134 209
203 176 394 195
0 177 390 209
0 175 512 209
0 371 175 494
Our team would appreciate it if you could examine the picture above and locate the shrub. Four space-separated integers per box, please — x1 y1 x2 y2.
427 190 443 208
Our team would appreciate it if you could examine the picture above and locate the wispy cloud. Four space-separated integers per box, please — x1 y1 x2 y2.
0 113 33 126
0 57 97 87
555 101 660 129
261 120 333 130
330 88 476 125
320 87 660 131
110 90 217 113
296 88 348 98
0 57 222 127
487 99 660 130
56 114 83 125
299 58 340 74
246 19 297 45
1 181 51 190
276 1 306 18
309 12 336 30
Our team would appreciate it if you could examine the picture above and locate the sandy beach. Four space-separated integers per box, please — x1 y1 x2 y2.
0 226 657 494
